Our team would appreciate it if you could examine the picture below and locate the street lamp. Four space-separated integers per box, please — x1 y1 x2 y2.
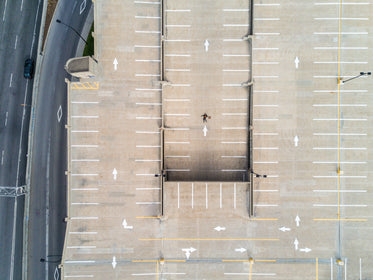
40 255 62 263
56 19 88 45
250 171 267 178
340 72 371 84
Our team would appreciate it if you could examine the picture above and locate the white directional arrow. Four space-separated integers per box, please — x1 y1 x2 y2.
294 56 300 69
214 226 226 232
185 251 191 259
112 256 117 269
204 39 210 52
122 219 133 229
112 168 118 180
294 238 299 250
182 247 196 259
203 125 208 137
295 215 301 227
235 248 247 253
279 226 291 232
299 248 312 253
113 58 118 71
294 135 299 147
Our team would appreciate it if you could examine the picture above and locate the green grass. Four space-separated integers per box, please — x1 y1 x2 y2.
83 23 94 56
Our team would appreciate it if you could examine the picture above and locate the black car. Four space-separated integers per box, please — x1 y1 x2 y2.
24 58 34 79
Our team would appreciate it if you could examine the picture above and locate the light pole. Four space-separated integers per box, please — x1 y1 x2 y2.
340 72 371 84
56 19 88 45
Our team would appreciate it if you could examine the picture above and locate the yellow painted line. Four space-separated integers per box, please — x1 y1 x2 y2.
157 260 159 280
136 216 161 219
249 261 253 280
316 257 318 280
223 259 276 262
251 218 278 221
337 0 342 220
314 218 367 221
139 238 279 241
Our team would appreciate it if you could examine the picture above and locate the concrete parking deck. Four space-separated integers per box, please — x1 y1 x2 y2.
61 0 373 279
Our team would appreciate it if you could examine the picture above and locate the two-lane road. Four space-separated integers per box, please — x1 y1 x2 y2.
0 0 43 279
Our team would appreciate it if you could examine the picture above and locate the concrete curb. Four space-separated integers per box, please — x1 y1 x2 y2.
22 0 48 278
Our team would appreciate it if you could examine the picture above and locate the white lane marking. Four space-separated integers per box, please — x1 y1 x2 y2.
165 155 190 158
222 127 248 130
222 98 248 101
253 147 279 150
0 150 4 165
134 1 160 4
314 47 368 50
253 62 279 65
113 58 118 70
166 24 191 27
136 131 160 134
70 217 98 219
177 183 180 208
80 0 86 14
314 61 367 64
234 183 236 209
136 145 161 148
67 246 96 249
221 141 247 144
165 54 191 57
135 59 161 62
223 69 250 72
313 118 367 121
135 74 160 77
57 105 63 122
313 161 366 164
313 204 367 207
254 161 278 164
135 159 161 162
71 159 100 162
203 125 208 136
165 9 191 12
254 133 278 135
254 18 280 21
71 116 99 118
20 0 24 11
191 183 194 209
220 183 222 208
314 32 368 35
135 30 161 34
9 73 13 87
4 112 8 127
223 9 249 11
313 133 366 136
313 147 366 150
313 190 366 193
135 16 160 19
136 202 161 205
136 102 162 105
135 45 160 48
2 0 8 21
314 17 368 20
14 35 18 49
221 169 246 172
206 183 208 209
313 104 366 107
136 117 162 120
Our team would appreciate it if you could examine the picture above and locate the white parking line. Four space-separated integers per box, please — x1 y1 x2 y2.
135 45 161 48
135 159 161 162
254 18 280 21
206 183 208 209
223 54 250 57
223 69 250 72
170 84 191 87
166 169 190 171
254 90 279 93
135 88 162 91
67 246 96 249
69 232 97 234
254 32 280 35
135 16 160 19
135 59 161 62
222 98 248 101
254 161 278 164
253 48 279 50
72 202 100 205
165 99 190 102
165 141 190 144
234 183 236 209
254 190 279 192
254 104 278 107
166 25 191 27
313 90 367 93
221 156 246 158
135 30 161 34
71 217 98 219
313 104 366 107
167 128 190 131
71 159 100 162
253 62 279 65
313 176 366 178
314 47 368 50
223 39 243 42
225 273 277 276
253 75 279 78
314 2 369 5
136 131 160 134
221 141 246 144
221 169 246 172
223 24 250 27
223 9 249 11
254 3 280 6
136 173 157 176
134 0 160 4
136 74 161 77
72 188 99 191
165 155 190 158
165 69 190 71
165 39 191 42
71 145 99 147
136 103 162 105
136 188 160 190
222 127 248 130
132 273 186 276
71 101 99 104
255 204 278 207
254 118 279 121
165 54 191 57
136 145 161 148
165 113 190 116
222 113 247 116
222 84 242 87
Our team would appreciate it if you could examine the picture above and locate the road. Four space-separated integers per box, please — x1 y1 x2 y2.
26 0 93 279
0 0 43 279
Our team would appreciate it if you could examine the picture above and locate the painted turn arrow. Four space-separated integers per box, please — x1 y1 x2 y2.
122 219 133 229
203 125 208 137
113 168 118 180
295 215 300 227
294 238 299 251
113 58 118 71
294 135 299 147
299 248 312 253
214 226 226 232
294 56 299 69
235 248 247 253
279 226 291 232
112 256 117 269
204 39 209 52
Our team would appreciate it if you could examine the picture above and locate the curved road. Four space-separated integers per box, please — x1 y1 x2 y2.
0 0 43 279
26 0 93 279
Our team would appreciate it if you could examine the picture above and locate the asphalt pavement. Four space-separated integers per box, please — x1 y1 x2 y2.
26 0 93 279
0 0 43 279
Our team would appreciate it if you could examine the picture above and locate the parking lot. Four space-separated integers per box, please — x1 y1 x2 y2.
62 0 373 279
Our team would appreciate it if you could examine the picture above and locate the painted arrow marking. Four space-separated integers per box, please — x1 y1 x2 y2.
203 125 208 137
113 168 117 180
57 105 63 122
294 56 299 69
113 58 118 71
294 135 299 147
122 219 133 229
80 0 87 14
295 215 300 227
182 247 196 259
294 238 299 250
112 256 117 269
235 248 247 253
279 226 291 232
299 248 312 253
204 39 209 52
214 226 226 232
